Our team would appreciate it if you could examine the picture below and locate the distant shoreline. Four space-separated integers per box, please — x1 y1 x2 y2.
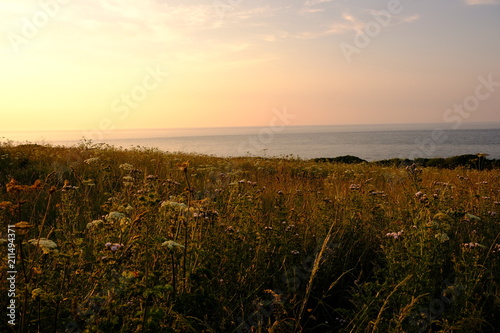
3 143 500 170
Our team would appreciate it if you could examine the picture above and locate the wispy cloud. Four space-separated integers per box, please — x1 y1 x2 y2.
295 10 420 39
304 0 334 5
300 0 334 15
463 0 500 5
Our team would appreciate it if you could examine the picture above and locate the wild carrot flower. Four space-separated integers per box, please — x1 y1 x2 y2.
28 238 59 254
119 163 134 171
162 240 184 250
86 219 104 229
84 157 99 164
161 201 187 210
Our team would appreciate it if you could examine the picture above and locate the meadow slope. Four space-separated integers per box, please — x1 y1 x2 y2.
1 142 499 332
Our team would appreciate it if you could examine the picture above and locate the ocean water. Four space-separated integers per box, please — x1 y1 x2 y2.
2 123 500 161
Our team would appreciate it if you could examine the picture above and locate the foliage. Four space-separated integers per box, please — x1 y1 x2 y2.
0 142 499 332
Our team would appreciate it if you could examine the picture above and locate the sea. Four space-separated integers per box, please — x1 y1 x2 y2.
2 123 500 162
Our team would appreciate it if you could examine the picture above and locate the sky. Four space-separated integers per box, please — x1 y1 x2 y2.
1 0 500 133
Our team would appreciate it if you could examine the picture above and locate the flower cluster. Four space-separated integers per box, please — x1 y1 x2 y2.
386 230 403 239
462 242 481 249
161 200 187 210
119 163 134 171
86 219 104 229
415 191 428 202
161 240 184 250
6 178 42 193
28 238 59 255
84 157 99 164
106 211 131 226
105 242 123 251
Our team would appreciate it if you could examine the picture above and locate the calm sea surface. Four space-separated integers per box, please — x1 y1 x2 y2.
3 123 500 162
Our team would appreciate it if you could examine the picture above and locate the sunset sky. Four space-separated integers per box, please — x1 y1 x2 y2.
1 0 499 133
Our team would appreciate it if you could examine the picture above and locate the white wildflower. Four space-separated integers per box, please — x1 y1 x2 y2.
86 219 104 229
28 238 59 254
162 240 184 250
84 157 99 164
119 163 134 171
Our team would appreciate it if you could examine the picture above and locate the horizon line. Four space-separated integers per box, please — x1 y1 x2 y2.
3 121 500 133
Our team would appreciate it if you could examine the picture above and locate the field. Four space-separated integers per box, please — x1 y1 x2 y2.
1 141 499 332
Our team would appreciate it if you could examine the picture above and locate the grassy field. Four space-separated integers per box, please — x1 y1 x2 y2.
1 141 499 332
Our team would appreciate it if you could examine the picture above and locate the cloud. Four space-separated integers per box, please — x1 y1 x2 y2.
400 14 421 23
300 0 334 15
463 0 500 4
304 0 333 5
295 10 421 39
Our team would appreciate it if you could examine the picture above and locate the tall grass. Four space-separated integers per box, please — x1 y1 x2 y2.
0 142 499 332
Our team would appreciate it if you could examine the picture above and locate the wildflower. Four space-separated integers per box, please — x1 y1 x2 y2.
0 201 13 209
119 163 134 171
415 191 424 198
28 238 59 254
463 242 481 249
291 250 299 255
6 178 42 193
386 230 404 239
105 242 123 251
86 219 104 229
264 226 273 231
161 240 184 250
161 201 187 210
14 221 34 235
84 157 99 164
177 161 189 172
106 211 131 226
62 180 78 191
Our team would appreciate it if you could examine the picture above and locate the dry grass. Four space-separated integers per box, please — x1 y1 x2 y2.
0 142 499 332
